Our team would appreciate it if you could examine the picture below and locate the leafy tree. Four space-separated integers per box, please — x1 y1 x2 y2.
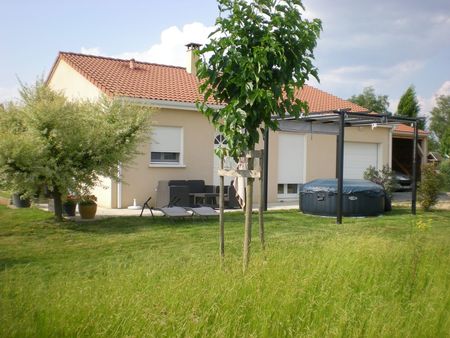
197 0 321 270
0 81 152 221
439 159 450 191
348 87 390 114
397 85 424 129
429 95 450 156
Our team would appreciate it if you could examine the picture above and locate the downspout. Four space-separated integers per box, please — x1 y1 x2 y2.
117 162 122 209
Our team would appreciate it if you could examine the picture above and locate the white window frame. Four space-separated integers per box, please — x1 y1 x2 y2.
277 183 301 199
149 126 185 167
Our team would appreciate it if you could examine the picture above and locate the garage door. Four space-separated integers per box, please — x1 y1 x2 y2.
344 142 378 179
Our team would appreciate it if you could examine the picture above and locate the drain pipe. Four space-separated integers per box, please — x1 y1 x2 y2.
117 162 122 209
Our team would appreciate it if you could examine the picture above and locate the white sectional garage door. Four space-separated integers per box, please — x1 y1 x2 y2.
344 142 378 179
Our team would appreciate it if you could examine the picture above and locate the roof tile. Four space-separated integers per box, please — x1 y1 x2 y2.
53 52 368 113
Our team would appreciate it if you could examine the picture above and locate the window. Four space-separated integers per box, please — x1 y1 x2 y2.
150 152 180 163
150 126 183 165
277 183 300 198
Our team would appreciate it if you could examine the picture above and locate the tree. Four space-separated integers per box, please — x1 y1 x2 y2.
397 85 424 129
348 86 390 114
430 95 450 156
0 81 152 221
197 0 321 270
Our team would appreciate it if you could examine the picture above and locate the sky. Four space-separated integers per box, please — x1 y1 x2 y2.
1 0 450 120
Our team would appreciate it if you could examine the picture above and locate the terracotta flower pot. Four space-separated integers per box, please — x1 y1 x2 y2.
78 203 97 219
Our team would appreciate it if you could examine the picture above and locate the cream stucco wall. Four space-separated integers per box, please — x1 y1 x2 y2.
119 108 216 208
48 60 102 101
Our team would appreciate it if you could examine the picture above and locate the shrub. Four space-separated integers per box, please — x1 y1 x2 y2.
418 163 441 211
439 159 450 191
363 165 395 197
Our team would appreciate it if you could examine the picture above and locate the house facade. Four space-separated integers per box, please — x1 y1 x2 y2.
47 50 424 208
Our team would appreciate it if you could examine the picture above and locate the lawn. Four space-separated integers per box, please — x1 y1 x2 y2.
0 206 449 337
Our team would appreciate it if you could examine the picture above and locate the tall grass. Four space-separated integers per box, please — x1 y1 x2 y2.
0 206 449 337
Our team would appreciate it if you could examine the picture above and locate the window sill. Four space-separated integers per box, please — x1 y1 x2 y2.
149 163 186 168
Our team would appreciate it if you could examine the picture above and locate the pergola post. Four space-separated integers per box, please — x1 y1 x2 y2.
411 122 418 215
263 128 269 211
336 110 345 224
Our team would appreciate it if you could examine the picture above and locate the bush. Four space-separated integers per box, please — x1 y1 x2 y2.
418 163 442 211
363 165 395 197
439 159 450 191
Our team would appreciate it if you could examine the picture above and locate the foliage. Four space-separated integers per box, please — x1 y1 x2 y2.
63 194 79 206
348 86 390 114
439 159 450 191
1 206 450 337
78 195 97 206
439 129 450 157
0 80 152 220
429 95 450 156
197 0 322 158
418 163 442 211
396 85 424 129
363 165 395 197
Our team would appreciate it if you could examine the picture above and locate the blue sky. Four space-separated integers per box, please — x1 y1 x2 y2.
1 0 450 118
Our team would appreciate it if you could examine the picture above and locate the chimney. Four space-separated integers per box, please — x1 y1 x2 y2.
129 58 136 70
185 42 201 75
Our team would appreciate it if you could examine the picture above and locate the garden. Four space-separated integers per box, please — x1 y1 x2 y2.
0 205 449 337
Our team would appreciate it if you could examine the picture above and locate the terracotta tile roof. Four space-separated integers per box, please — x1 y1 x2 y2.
393 123 428 136
48 52 369 113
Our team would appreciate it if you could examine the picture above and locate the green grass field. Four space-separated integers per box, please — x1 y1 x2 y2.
1 206 449 337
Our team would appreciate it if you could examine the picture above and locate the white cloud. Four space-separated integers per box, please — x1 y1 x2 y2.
115 22 215 67
80 46 102 55
415 81 450 120
0 86 19 104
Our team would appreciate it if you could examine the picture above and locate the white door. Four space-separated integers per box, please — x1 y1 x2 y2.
213 134 236 186
344 142 378 179
277 133 305 198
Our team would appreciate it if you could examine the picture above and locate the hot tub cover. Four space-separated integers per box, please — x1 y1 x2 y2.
301 179 384 196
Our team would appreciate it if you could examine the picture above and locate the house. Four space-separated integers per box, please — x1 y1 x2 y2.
46 46 427 208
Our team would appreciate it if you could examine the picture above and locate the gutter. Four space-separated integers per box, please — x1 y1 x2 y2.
116 96 224 111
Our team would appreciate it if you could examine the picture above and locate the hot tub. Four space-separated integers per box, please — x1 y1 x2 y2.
300 179 385 217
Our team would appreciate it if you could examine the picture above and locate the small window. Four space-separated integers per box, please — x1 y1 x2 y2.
277 184 284 194
151 152 180 163
150 126 183 165
287 184 298 194
277 183 300 199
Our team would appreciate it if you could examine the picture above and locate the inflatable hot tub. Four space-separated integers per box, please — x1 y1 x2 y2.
300 179 385 217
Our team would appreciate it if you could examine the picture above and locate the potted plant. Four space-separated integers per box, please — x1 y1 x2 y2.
63 194 79 216
364 165 395 211
78 195 97 219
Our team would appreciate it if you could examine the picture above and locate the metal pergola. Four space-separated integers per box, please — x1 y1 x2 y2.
262 109 422 224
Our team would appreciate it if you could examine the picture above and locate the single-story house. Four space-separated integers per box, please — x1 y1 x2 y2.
46 46 427 208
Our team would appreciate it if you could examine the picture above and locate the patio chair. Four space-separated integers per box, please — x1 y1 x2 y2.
187 206 219 218
153 206 193 219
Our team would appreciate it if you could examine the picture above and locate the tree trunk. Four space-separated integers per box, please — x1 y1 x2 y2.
53 188 63 222
243 156 254 273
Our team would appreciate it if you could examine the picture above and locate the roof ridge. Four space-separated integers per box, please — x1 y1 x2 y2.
58 51 186 70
